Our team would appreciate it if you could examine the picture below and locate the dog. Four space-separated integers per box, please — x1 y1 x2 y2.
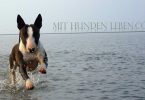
9 14 48 90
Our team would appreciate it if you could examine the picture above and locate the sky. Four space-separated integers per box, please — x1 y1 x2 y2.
0 0 144 34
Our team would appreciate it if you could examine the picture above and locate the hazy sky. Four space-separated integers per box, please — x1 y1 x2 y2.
0 0 144 34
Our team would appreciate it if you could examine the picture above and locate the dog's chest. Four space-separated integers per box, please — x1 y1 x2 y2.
23 53 37 61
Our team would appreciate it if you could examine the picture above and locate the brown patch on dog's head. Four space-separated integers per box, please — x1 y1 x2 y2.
17 14 42 53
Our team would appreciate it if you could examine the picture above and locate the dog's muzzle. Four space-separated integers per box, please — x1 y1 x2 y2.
28 48 35 53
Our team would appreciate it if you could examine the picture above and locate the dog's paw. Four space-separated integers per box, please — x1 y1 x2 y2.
39 67 46 74
25 79 34 90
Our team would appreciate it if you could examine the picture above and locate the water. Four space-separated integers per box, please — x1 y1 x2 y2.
0 33 145 100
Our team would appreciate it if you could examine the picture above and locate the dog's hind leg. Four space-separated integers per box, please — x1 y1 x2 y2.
9 56 17 85
10 66 16 86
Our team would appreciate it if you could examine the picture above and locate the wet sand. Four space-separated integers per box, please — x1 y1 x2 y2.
0 33 145 100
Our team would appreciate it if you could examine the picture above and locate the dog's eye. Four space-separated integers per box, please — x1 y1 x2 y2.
33 32 40 38
21 32 28 39
24 32 28 37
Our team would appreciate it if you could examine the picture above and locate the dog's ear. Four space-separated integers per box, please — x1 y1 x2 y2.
34 14 42 29
17 15 25 30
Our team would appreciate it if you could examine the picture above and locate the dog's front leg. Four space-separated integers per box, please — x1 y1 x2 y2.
37 48 48 74
16 51 34 90
19 64 34 90
38 53 48 74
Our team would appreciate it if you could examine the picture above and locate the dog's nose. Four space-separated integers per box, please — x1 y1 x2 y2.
29 48 35 53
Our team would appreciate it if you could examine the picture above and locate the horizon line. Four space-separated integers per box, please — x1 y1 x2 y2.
0 31 145 35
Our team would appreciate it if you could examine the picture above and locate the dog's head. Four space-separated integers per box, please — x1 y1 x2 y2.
17 14 42 53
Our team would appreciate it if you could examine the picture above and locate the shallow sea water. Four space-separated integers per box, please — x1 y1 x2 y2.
0 33 145 100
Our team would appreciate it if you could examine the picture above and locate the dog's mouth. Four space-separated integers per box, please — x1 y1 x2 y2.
26 40 37 53
28 48 35 53
27 46 39 53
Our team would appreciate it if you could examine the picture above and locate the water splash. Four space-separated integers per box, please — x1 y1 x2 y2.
0 68 41 93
